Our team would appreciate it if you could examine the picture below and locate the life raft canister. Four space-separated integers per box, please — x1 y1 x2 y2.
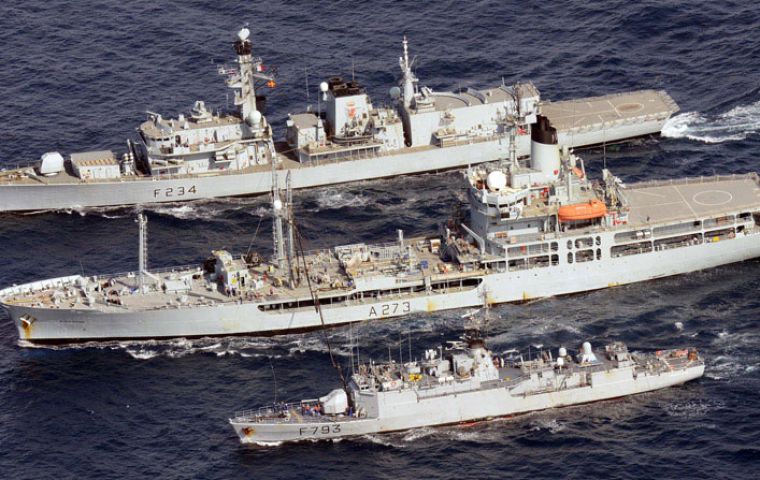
558 199 607 222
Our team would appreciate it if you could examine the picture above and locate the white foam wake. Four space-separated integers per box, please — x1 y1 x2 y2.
662 100 760 143
312 188 369 210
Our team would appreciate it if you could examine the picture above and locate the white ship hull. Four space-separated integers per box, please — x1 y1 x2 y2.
4 227 759 344
230 363 704 444
0 114 666 213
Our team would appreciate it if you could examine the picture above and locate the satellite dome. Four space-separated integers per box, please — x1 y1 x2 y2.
273 198 283 210
389 86 401 99
248 110 262 126
486 171 508 191
237 27 250 42
319 81 329 93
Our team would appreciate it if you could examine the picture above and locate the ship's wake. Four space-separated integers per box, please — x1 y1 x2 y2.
662 100 760 143
18 332 364 360
311 188 370 211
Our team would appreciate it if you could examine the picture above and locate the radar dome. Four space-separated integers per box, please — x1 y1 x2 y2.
248 110 262 125
237 28 250 42
319 81 329 93
389 86 401 99
558 347 567 358
486 171 508 191
273 198 283 210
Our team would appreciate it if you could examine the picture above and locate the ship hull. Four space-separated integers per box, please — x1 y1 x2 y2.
229 364 704 444
4 228 759 344
0 107 668 213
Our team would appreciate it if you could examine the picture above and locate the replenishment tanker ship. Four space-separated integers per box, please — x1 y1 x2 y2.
2 116 759 345
229 333 705 445
0 28 678 213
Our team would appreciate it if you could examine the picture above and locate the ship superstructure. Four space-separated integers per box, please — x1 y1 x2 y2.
136 28 276 177
0 29 678 213
229 334 705 445
285 37 540 163
2 114 760 345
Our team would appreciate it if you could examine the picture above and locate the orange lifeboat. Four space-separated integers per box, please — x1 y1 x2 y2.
558 199 607 222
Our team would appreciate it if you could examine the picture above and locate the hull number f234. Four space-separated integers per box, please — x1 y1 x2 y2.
369 301 411 318
153 185 197 198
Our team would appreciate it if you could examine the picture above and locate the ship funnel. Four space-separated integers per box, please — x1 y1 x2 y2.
530 115 560 182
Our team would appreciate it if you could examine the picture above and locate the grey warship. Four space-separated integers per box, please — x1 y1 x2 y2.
2 115 760 345
229 333 704 445
0 28 678 213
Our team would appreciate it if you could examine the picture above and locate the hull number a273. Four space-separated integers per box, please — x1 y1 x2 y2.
369 301 411 318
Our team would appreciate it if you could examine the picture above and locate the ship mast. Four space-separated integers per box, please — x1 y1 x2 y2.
285 172 296 285
232 27 260 126
271 162 286 271
399 36 417 108
137 212 148 294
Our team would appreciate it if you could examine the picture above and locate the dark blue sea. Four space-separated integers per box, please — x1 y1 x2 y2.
1 1 760 478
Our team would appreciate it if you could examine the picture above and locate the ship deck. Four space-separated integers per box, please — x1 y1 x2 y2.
622 174 760 226
541 90 678 134
1 236 455 313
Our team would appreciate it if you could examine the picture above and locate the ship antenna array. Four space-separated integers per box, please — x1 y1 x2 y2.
293 223 353 406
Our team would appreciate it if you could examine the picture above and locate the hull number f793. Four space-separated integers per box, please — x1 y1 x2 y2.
299 424 341 436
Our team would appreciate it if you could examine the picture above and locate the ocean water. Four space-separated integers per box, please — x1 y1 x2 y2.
1 1 760 478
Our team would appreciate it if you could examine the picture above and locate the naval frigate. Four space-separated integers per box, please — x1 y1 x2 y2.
0 28 678 213
2 115 760 345
229 332 704 445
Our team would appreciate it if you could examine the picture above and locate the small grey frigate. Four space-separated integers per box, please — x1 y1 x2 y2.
2 115 760 345
229 331 704 445
0 28 678 213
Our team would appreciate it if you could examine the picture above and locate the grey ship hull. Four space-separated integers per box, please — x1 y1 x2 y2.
5 227 759 344
0 92 672 213
229 364 704 445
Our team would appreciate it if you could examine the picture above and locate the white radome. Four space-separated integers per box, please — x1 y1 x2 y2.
319 81 329 93
248 110 262 125
486 170 508 191
273 198 283 210
237 27 250 42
